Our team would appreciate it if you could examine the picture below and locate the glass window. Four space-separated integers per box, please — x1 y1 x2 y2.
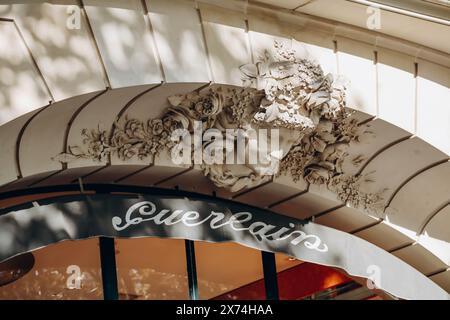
115 237 189 300
195 241 265 300
0 238 103 299
275 253 303 272
275 252 351 300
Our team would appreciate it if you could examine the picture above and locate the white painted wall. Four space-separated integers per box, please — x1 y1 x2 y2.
0 0 447 153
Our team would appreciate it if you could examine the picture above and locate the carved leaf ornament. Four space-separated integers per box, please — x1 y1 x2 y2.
53 41 385 214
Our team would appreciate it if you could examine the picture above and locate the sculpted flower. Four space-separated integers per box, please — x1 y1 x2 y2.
137 141 159 160
124 119 145 140
194 92 223 118
162 109 189 132
150 119 164 136
89 140 105 157
81 129 110 161
117 143 136 160
111 130 129 148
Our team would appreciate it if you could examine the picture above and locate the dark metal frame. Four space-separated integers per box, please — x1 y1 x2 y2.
97 237 279 301
261 251 279 300
99 237 119 300
185 240 199 300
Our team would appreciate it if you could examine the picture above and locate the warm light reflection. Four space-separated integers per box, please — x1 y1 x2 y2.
0 238 102 300
0 237 375 300
116 237 189 300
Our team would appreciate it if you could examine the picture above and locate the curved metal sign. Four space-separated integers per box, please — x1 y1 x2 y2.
0 193 448 300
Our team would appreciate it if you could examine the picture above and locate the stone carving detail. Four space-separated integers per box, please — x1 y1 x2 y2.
53 41 384 213
329 173 387 213
55 117 175 163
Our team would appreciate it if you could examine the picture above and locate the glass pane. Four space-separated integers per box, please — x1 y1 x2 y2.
0 238 103 299
275 252 352 300
115 237 189 300
275 253 303 272
195 241 264 300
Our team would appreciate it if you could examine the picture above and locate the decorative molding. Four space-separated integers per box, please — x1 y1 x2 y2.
53 41 385 214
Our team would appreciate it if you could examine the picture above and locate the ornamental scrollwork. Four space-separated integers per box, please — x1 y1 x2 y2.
53 41 385 214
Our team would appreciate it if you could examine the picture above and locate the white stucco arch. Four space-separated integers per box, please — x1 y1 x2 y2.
0 0 449 297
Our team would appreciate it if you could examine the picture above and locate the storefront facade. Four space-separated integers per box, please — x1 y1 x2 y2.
0 0 449 300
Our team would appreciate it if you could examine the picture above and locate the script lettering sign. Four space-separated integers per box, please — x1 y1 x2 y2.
112 201 328 253
1 193 448 300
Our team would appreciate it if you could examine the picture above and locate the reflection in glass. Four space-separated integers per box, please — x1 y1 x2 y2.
115 237 189 300
0 238 103 299
195 241 265 300
275 252 353 300
0 253 34 287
